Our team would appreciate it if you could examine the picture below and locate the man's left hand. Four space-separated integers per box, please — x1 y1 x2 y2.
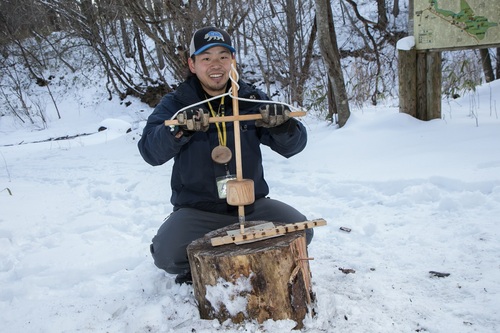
255 104 291 128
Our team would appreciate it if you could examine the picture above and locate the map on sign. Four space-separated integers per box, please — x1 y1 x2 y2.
414 0 500 50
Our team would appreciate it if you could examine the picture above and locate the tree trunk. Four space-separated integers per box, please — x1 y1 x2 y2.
496 48 500 80
117 0 133 59
480 48 495 83
285 0 298 104
296 18 318 106
326 75 336 122
134 24 150 78
393 0 400 18
377 0 388 30
187 221 315 329
315 0 350 127
145 0 165 70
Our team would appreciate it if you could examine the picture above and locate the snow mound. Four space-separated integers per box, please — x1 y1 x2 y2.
98 118 132 133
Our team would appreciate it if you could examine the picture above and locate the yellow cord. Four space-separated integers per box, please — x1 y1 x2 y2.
206 96 226 146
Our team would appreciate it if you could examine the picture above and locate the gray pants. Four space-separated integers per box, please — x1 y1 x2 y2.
150 197 313 274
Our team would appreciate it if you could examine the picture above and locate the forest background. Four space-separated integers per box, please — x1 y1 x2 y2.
1 0 499 129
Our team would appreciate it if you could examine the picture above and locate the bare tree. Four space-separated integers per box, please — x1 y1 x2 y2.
497 48 500 80
244 0 316 106
117 0 134 58
315 0 350 127
480 48 495 83
392 0 400 18
377 0 388 30
3 0 494 129
0 0 67 122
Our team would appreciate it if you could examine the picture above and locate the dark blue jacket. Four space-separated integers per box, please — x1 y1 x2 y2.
137 76 307 214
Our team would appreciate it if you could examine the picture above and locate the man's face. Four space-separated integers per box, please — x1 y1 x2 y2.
188 46 232 96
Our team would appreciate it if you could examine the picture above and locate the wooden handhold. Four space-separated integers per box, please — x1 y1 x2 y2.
226 179 255 206
210 218 327 247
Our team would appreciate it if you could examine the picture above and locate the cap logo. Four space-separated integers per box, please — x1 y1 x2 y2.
205 31 225 42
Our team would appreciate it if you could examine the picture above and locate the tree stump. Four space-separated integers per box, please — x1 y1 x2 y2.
187 221 315 329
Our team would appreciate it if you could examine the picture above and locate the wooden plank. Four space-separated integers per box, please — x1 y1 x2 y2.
416 52 427 120
210 218 327 247
229 57 247 234
426 51 442 120
398 48 417 118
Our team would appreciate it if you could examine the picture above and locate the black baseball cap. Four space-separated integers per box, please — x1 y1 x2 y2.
189 26 236 57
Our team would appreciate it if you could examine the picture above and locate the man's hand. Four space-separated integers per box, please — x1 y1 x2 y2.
255 104 291 128
176 107 210 132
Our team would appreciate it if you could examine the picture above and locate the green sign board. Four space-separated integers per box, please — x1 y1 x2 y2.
414 0 500 50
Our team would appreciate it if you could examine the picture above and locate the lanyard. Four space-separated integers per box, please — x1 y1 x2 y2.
206 96 226 146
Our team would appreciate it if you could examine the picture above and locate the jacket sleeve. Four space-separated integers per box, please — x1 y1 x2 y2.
248 88 307 158
259 118 307 158
137 96 190 166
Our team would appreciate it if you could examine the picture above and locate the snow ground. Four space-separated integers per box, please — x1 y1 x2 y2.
0 80 499 332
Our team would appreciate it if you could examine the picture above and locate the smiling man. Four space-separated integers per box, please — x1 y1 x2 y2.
188 27 234 96
137 26 312 285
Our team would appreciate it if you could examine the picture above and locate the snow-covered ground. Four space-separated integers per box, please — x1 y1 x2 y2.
1 79 499 332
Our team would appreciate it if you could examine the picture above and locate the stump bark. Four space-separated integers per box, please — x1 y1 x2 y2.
187 221 315 329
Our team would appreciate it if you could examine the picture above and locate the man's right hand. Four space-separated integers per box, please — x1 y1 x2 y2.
176 107 210 132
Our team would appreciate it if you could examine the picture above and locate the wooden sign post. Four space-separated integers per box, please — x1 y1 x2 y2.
400 0 500 121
